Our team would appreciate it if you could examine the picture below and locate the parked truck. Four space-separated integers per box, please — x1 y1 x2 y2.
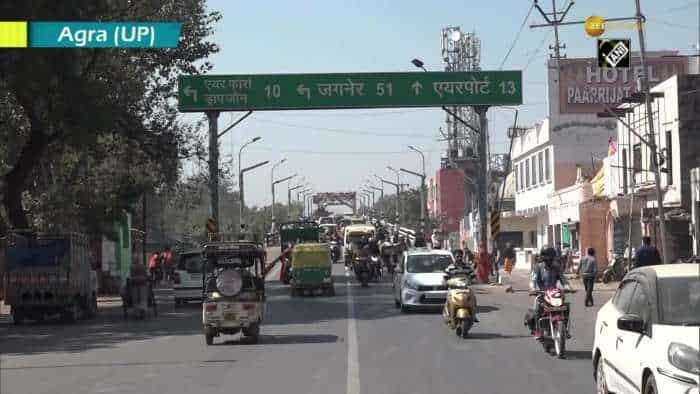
1 230 98 324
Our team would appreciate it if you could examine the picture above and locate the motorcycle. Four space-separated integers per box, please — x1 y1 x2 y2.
354 256 371 287
525 288 571 358
442 268 477 338
330 241 341 264
380 242 396 275
370 255 382 282
602 253 629 283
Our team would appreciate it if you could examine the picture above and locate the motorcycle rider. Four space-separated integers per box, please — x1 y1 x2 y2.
530 246 570 339
446 249 479 323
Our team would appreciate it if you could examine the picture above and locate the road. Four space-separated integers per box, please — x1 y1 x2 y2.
0 256 617 394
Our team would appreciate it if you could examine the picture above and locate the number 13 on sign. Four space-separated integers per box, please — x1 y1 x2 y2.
499 81 516 95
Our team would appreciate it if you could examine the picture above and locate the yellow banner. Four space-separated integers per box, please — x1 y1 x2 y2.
0 22 28 48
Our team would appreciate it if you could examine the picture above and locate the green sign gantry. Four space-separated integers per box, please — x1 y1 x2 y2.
177 71 522 112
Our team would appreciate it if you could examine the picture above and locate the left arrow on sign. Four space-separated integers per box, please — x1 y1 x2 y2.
184 86 198 102
411 81 423 95
296 84 311 101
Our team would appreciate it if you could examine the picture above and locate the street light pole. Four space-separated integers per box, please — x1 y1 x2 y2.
634 0 668 263
408 145 428 235
368 184 384 219
400 167 427 233
238 136 261 234
288 181 306 219
387 166 402 225
270 158 287 232
238 160 269 235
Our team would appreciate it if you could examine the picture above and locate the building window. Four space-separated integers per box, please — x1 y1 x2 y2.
633 143 642 174
514 164 519 191
666 130 673 185
538 152 544 184
544 148 550 182
530 230 536 245
531 155 537 187
525 158 530 188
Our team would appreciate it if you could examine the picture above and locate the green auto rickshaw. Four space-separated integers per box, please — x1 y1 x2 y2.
289 243 335 296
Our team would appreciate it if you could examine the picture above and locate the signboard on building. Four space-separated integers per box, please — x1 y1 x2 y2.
556 55 687 114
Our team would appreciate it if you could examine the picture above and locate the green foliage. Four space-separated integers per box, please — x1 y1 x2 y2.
0 0 220 233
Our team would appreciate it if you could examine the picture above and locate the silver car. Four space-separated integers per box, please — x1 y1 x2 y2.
393 248 454 312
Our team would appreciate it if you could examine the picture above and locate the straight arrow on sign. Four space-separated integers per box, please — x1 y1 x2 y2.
411 81 423 95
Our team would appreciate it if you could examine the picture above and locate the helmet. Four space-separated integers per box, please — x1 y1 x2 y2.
540 247 556 264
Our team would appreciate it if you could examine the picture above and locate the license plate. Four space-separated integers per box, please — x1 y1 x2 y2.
425 293 444 299
224 312 236 320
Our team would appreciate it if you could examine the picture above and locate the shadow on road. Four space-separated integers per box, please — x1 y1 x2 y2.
0 359 237 370
562 350 592 360
476 305 500 313
0 305 201 356
466 332 530 340
219 333 339 346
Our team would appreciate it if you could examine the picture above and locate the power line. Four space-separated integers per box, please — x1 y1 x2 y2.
647 17 698 30
653 1 698 15
248 118 438 139
499 3 536 70
523 31 552 70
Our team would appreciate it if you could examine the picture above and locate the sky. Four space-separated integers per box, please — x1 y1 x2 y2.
181 0 700 209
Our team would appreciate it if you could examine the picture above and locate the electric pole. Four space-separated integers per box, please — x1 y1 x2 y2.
531 0 574 60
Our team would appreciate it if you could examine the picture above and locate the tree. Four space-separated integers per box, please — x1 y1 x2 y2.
0 0 220 232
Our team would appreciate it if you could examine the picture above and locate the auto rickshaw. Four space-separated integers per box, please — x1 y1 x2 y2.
201 241 266 345
289 243 335 296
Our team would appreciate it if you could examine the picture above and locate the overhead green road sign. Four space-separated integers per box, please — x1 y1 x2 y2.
177 71 522 112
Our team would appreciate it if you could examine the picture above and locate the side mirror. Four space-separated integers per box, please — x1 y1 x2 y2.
617 314 645 333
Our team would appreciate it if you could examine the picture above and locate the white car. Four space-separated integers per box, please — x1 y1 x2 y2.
593 263 699 394
393 248 454 312
173 249 205 307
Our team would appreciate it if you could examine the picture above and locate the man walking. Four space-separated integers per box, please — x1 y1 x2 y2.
503 242 516 292
577 247 598 307
634 236 662 268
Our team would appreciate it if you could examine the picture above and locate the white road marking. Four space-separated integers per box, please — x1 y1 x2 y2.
346 271 360 394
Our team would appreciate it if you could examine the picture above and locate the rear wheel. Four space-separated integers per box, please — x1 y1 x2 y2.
205 334 214 345
459 318 473 338
11 307 24 325
553 320 566 358
328 286 336 296
63 299 81 322
86 294 98 318
243 323 260 344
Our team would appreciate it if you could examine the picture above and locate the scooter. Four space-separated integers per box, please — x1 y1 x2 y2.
442 268 477 338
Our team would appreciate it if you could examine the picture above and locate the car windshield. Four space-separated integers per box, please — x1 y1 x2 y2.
177 254 204 274
347 233 369 244
406 254 453 273
657 277 700 325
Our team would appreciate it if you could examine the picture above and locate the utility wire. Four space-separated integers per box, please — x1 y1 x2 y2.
654 1 697 15
523 31 552 71
248 117 438 139
499 3 536 70
646 17 698 30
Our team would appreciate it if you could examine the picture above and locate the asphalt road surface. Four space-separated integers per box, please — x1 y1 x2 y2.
1 260 617 394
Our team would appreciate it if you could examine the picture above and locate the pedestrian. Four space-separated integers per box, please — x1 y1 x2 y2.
148 251 160 284
555 242 563 259
577 247 598 307
464 247 475 265
476 242 491 283
162 246 174 282
503 242 516 292
634 236 662 268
